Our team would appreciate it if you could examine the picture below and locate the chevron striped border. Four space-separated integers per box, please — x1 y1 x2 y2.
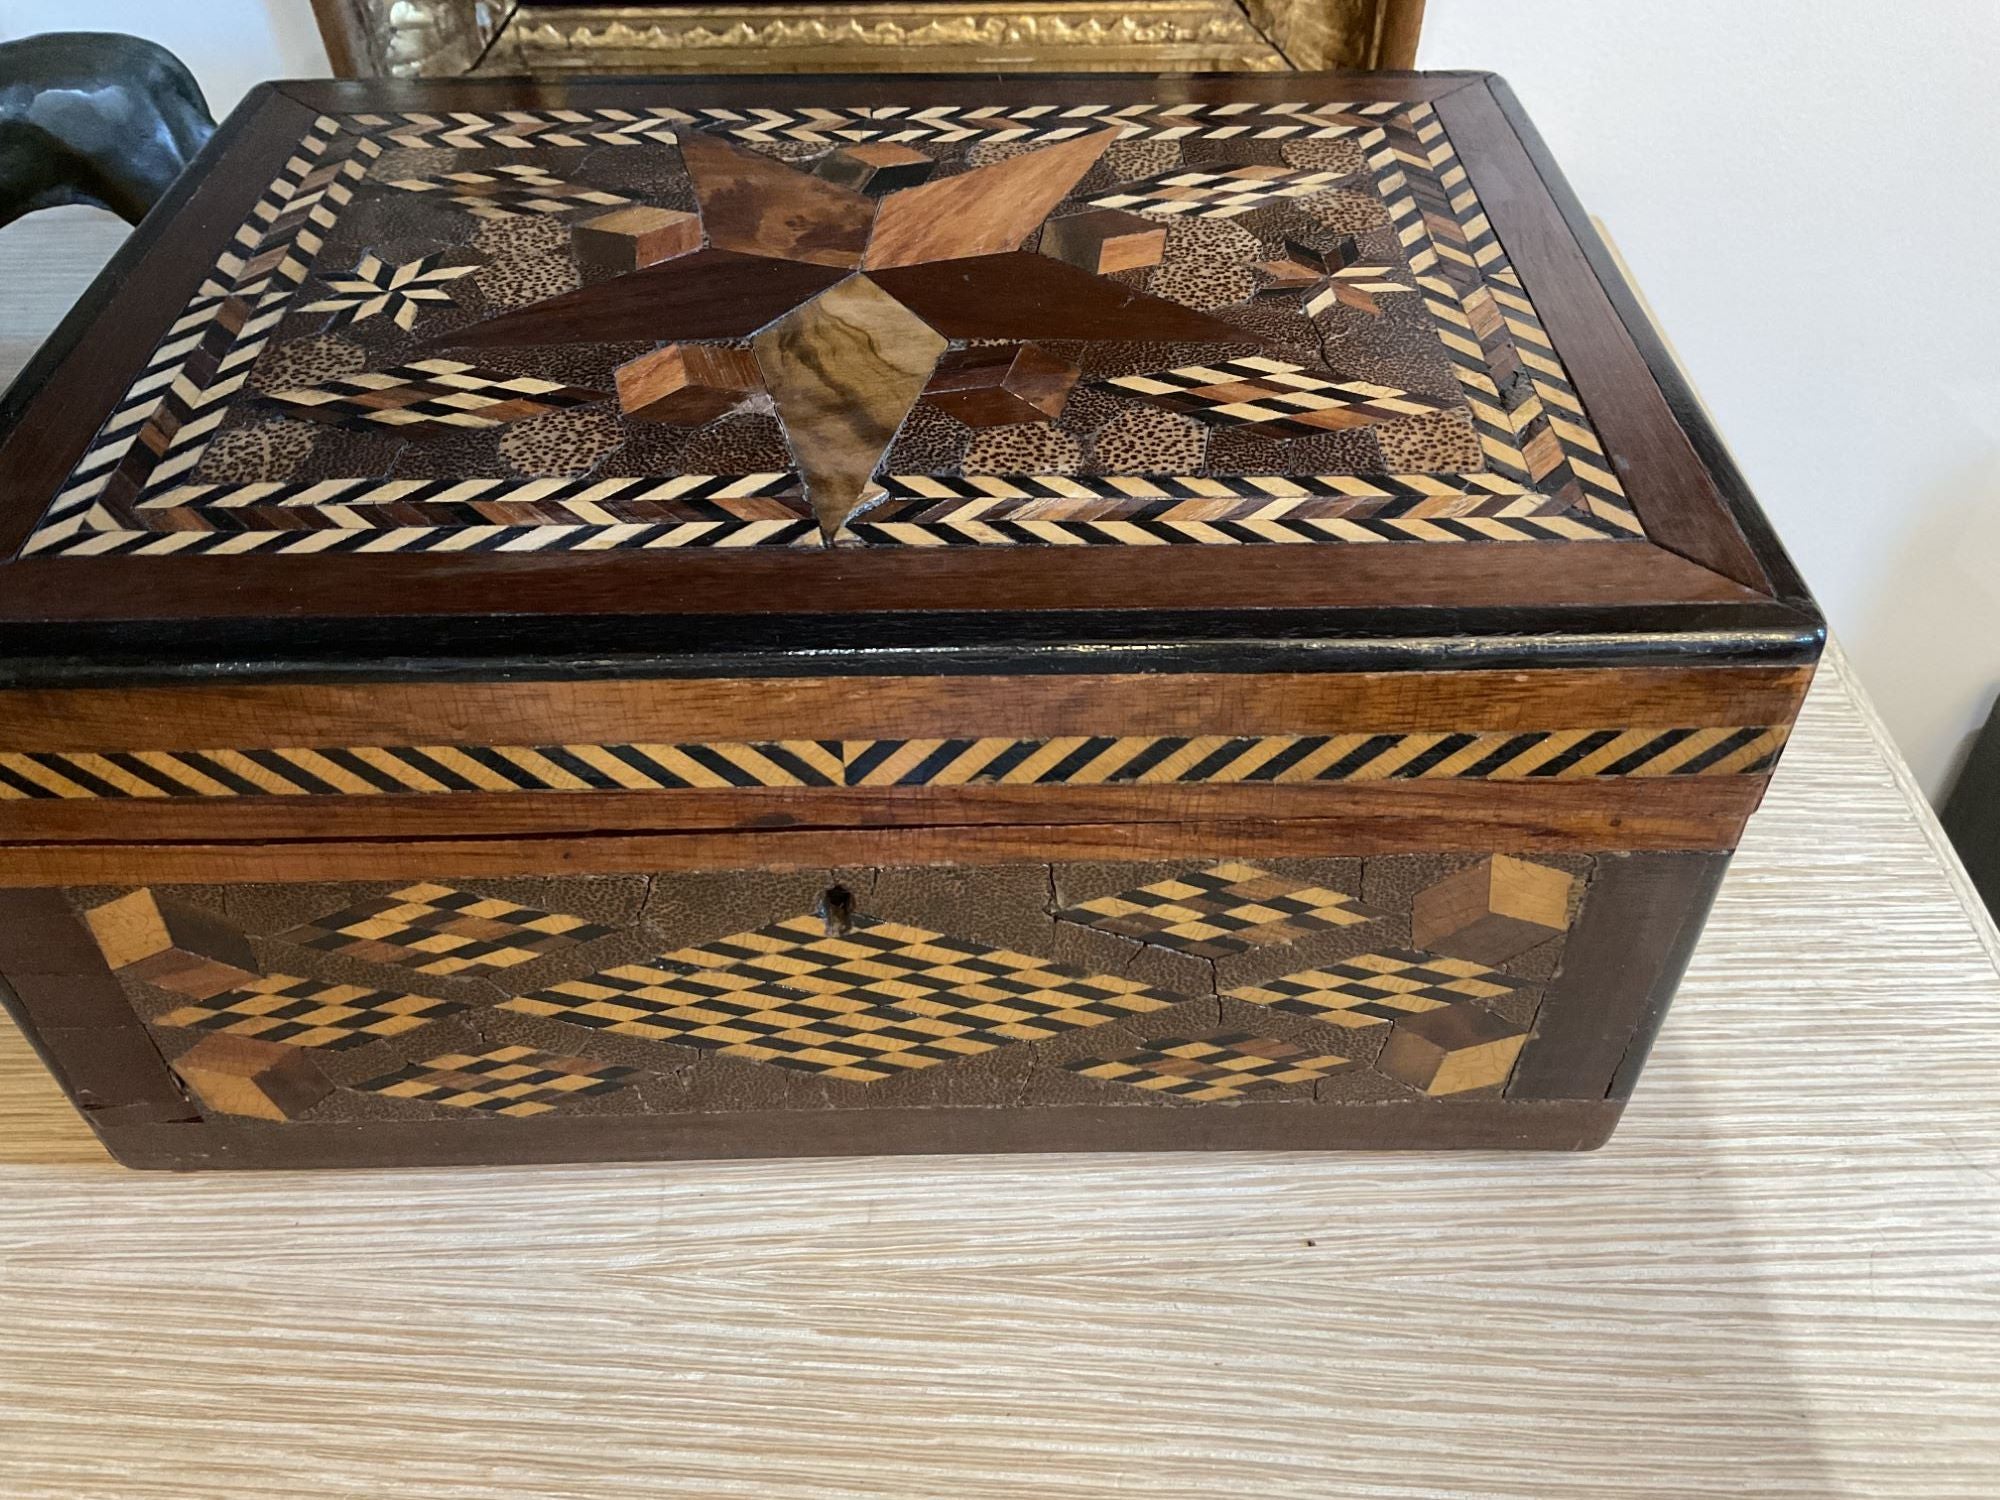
0 726 1788 801
1367 103 1642 535
845 470 1626 543
844 512 1622 546
872 472 1565 511
22 119 384 557
344 100 1406 149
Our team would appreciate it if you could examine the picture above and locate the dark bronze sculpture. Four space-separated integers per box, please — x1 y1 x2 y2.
0 32 215 229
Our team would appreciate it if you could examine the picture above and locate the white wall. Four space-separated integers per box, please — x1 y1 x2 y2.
1421 0 2000 798
0 2 322 114
2 1 1995 795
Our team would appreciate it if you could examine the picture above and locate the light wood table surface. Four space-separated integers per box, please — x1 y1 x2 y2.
2 212 1998 1500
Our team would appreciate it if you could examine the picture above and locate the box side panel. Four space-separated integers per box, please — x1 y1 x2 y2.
1 845 1720 1166
1504 851 1729 1100
0 892 198 1129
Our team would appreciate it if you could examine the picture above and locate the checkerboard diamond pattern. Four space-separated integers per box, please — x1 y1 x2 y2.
1066 1032 1354 1100
266 360 608 430
154 974 470 1049
501 913 1187 1084
1100 357 1456 439
1089 163 1345 219
1227 949 1528 1027
273 883 621 976
357 1044 642 1117
385 164 632 218
1054 862 1382 958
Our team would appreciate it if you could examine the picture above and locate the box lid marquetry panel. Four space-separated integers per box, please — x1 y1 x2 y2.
0 72 1818 683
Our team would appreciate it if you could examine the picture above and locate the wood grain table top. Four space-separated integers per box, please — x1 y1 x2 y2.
0 641 1993 1498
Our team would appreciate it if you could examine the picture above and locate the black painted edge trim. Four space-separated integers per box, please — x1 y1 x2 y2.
0 605 1825 689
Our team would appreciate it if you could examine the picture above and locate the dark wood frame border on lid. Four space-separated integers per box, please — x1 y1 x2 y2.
0 72 1821 684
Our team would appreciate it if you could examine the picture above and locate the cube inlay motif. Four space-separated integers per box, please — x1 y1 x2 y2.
1054 862 1382 958
1377 1005 1531 1096
171 1033 335 1121
1410 855 1578 964
84 889 260 1000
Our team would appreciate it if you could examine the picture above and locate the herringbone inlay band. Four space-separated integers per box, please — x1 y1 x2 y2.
0 726 1788 800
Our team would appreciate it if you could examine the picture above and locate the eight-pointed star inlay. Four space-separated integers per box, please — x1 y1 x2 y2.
1252 236 1418 320
432 128 1263 536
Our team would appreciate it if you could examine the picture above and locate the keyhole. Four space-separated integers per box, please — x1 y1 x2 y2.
819 884 854 934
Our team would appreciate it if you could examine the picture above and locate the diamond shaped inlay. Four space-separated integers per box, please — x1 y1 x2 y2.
273 883 621 976
266 360 607 430
1066 1032 1355 1100
1054 861 1383 958
356 1045 642 1117
154 974 470 1050
501 913 1187 1083
386 164 633 219
1098 357 1455 439
1088 163 1346 219
1226 949 1528 1028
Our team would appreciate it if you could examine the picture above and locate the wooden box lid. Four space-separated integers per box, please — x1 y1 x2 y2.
0 72 1818 689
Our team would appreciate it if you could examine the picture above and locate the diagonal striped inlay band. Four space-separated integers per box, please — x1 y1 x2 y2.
0 726 1789 801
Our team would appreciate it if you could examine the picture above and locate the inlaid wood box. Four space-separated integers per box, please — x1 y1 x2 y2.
0 72 1821 1168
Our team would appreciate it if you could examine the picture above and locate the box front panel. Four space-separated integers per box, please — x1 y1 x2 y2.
0 848 1724 1165
0 658 1791 1163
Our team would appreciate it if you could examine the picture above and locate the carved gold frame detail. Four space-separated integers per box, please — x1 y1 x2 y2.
309 0 1424 76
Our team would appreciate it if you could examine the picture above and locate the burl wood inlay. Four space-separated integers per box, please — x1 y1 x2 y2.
19 96 1650 556
753 275 948 535
861 125 1114 268
674 129 875 269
